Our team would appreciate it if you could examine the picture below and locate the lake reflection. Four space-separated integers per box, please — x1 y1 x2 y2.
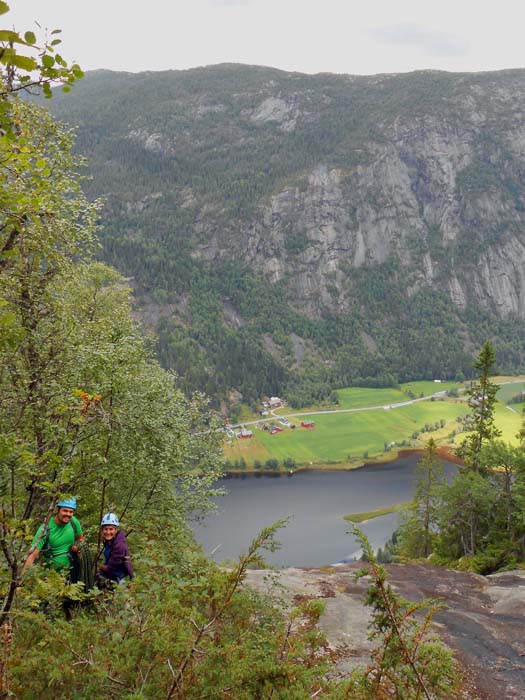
193 455 457 567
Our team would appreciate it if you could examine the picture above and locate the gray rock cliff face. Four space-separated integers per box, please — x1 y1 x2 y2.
194 123 525 316
51 65 525 328
184 73 525 319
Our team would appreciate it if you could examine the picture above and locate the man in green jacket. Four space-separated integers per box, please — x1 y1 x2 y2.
24 498 84 573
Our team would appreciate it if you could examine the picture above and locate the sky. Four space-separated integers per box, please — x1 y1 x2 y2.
5 1 525 77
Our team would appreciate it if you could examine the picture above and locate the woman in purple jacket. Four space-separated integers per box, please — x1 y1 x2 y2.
98 513 134 584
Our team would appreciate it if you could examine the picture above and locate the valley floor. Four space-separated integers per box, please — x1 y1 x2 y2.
225 377 525 471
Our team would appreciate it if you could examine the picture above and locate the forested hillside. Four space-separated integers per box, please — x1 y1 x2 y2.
47 65 525 409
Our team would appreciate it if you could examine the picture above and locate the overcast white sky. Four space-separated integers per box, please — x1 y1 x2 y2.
6 1 525 76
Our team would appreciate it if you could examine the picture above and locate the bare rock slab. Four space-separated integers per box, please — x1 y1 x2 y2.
245 562 525 700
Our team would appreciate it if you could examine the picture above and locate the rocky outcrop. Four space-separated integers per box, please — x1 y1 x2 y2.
249 94 302 132
246 564 525 700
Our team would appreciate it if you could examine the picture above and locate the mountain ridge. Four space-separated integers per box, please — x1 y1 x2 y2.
46 64 525 407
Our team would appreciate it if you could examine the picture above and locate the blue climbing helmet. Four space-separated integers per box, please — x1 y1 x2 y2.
57 497 77 510
101 512 120 527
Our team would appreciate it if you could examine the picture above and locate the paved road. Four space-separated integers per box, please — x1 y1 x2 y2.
229 391 447 430
227 378 525 431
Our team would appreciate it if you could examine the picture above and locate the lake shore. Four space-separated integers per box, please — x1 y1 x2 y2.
225 444 464 476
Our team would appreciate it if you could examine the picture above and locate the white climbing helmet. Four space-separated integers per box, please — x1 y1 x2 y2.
101 512 120 527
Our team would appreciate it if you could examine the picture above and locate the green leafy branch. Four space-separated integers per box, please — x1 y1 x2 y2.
0 1 83 100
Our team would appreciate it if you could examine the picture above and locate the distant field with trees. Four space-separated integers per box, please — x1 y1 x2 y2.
224 379 525 469
335 381 458 409
495 381 525 403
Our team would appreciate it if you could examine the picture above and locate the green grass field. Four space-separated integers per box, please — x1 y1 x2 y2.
274 381 461 414
335 386 409 410
399 380 460 397
226 397 470 466
224 379 525 468
267 381 461 417
494 381 525 404
493 402 524 441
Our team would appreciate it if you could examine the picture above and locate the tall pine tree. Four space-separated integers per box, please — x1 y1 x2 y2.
457 341 501 471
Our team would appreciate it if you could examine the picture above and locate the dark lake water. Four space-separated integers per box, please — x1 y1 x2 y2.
193 455 457 567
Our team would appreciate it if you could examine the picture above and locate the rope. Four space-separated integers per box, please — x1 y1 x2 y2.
69 542 94 592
